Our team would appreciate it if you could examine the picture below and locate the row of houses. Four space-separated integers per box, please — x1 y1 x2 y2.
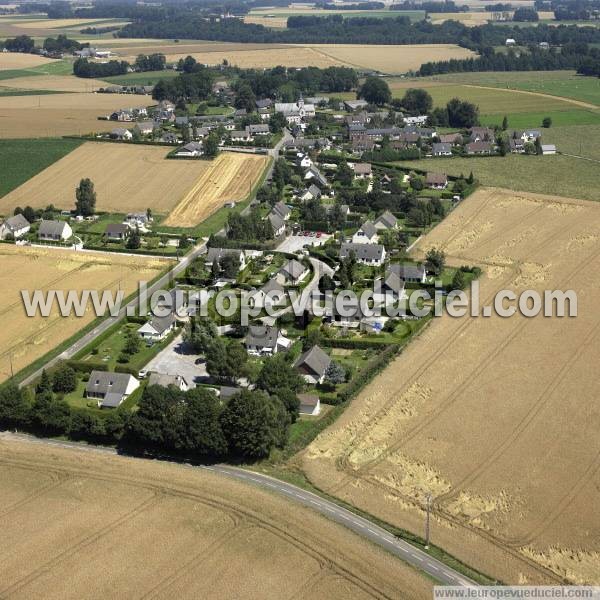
0 216 72 242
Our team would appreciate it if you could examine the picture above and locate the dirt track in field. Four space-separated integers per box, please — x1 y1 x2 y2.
302 187 600 585
0 438 431 599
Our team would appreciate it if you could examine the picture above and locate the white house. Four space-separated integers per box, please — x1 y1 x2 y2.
205 248 246 271
0 214 30 240
505 38 516 46
245 325 290 355
297 393 321 416
340 243 386 267
373 210 398 231
268 211 286 237
248 278 286 310
542 144 557 155
276 259 309 285
86 370 140 408
389 263 427 283
403 115 428 126
38 220 72 242
352 221 379 245
137 314 176 341
274 98 315 124
110 127 132 140
147 372 189 391
175 141 203 157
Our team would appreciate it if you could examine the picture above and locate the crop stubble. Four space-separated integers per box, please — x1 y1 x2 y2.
0 438 431 599
302 187 600 585
0 245 168 381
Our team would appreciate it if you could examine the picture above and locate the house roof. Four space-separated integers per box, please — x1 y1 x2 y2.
383 271 404 294
248 123 269 133
261 277 285 296
86 370 135 397
148 373 187 388
268 211 285 232
179 141 203 152
307 184 321 198
143 313 175 335
246 325 279 349
340 243 385 262
280 259 307 281
373 210 397 230
4 214 29 232
439 133 462 144
206 247 242 264
294 345 331 379
466 141 493 153
389 263 425 280
432 142 452 153
105 223 129 236
38 219 69 237
352 162 372 176
426 172 448 185
255 98 272 109
358 220 378 240
231 129 249 137
272 201 291 219
297 393 320 408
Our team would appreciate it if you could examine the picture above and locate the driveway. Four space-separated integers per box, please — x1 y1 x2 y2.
276 234 332 254
143 334 206 388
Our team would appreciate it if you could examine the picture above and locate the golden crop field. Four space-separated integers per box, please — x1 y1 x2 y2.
0 75 109 93
0 92 147 138
1 143 269 226
303 187 600 585
0 53 55 70
429 11 492 25
0 245 168 382
0 437 431 599
109 40 475 74
163 152 270 226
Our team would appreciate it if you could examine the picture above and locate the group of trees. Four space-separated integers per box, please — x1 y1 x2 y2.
133 53 167 72
512 7 539 20
420 44 600 77
390 0 468 11
73 58 129 78
43 34 84 54
235 66 358 100
358 76 392 106
1 34 35 53
152 68 215 103
225 209 274 242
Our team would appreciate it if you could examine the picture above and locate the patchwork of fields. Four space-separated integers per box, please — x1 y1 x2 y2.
1 143 269 225
107 40 476 74
0 245 167 382
302 187 600 585
0 438 431 599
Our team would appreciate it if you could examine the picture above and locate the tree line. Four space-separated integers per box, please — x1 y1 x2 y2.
419 44 600 76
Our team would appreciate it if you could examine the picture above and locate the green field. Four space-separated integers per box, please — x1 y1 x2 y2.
480 109 600 128
419 71 600 107
0 88 64 96
394 125 600 201
102 69 180 86
0 138 83 199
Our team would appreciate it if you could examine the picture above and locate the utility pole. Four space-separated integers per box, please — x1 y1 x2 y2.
424 492 432 550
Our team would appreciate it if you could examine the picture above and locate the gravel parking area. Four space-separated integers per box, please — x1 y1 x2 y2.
143 334 206 388
276 233 332 254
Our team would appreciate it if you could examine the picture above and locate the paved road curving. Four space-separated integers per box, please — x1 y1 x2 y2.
1 432 477 587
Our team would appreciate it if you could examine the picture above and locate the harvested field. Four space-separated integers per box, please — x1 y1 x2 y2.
163 152 270 227
0 53 55 70
1 143 269 225
0 92 146 138
302 187 600 585
0 245 167 382
0 75 109 93
0 437 431 599
109 40 475 74
429 11 492 25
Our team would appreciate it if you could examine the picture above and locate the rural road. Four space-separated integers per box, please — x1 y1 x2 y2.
18 243 207 388
0 432 477 588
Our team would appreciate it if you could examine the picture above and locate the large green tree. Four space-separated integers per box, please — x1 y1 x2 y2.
75 178 97 217
400 88 433 115
358 76 391 106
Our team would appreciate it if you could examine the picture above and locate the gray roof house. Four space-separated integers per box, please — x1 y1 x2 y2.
305 165 328 187
373 210 398 231
352 220 379 244
38 219 72 241
277 259 309 285
148 372 189 391
104 223 130 241
205 248 246 271
86 370 140 408
426 172 448 189
389 263 427 283
137 313 176 340
272 201 291 220
432 142 453 156
297 393 321 416
340 243 386 266
245 325 287 354
0 214 30 240
267 211 286 236
300 184 321 203
294 345 331 385
248 123 270 135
